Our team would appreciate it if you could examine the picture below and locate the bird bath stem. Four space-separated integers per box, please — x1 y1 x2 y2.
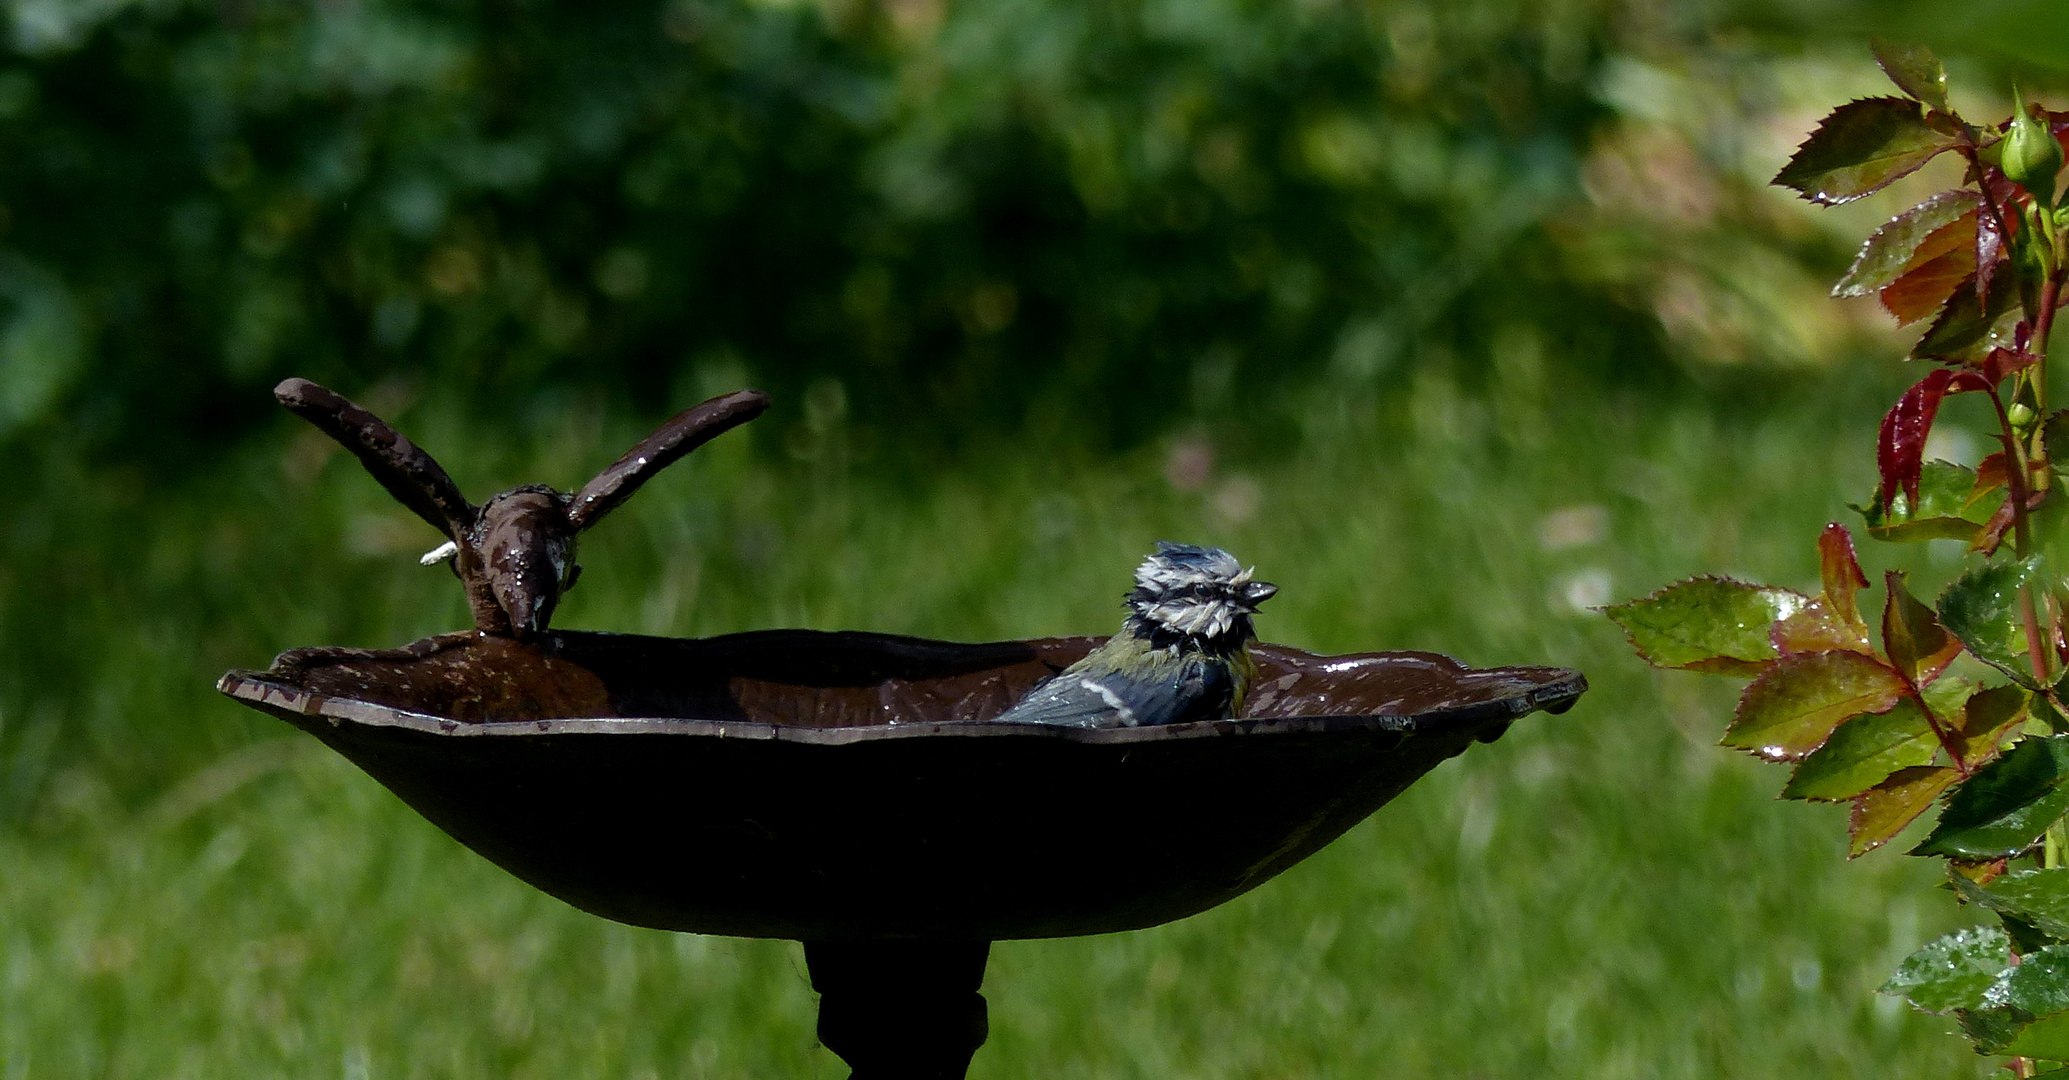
805 940 991 1080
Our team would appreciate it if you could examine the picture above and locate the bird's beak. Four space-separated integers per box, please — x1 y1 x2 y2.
1242 580 1278 609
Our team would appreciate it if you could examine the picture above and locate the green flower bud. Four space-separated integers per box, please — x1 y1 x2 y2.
2012 402 2038 431
2005 86 2062 208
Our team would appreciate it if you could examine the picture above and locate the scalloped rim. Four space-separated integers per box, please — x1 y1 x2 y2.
217 662 1587 747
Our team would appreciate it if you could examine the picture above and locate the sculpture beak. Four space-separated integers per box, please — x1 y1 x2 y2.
478 498 576 641
498 580 557 639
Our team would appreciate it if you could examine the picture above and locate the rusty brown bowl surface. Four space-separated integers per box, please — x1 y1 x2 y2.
217 629 1583 941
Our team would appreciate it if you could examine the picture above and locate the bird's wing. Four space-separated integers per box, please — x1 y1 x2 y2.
989 670 1156 728
990 662 1233 729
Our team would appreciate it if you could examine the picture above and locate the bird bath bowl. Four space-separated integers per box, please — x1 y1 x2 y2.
218 626 1582 1077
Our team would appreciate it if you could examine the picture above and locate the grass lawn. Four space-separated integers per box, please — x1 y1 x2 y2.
0 366 1999 1077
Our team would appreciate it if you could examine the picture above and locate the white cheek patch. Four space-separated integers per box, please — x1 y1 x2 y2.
1145 598 1239 639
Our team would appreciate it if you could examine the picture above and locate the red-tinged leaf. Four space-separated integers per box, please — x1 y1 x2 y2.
1884 569 1964 686
1872 38 1951 114
1773 599 1874 655
1850 764 1960 856
1873 212 1977 322
1961 486 2044 558
1603 577 1808 674
1978 206 2005 305
1724 650 1910 761
1820 523 1871 620
1776 524 1876 655
1915 261 2020 360
1974 453 2011 500
1806 685 2015 832
1951 858 2010 886
1774 97 1960 205
1836 192 1976 298
1971 496 2018 556
1984 345 2039 384
1954 683 2031 770
1974 165 2023 223
1880 368 1992 507
1783 695 1941 801
1909 213 1979 268
1881 247 1977 325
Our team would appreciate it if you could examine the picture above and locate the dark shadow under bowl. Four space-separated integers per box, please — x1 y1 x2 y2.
218 629 1583 940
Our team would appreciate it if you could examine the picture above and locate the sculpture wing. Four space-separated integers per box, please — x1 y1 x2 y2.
274 378 475 537
568 389 770 531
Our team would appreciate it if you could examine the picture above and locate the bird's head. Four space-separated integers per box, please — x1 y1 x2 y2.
1125 542 1277 649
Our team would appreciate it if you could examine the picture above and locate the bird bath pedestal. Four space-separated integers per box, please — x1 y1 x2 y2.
218 627 1583 1078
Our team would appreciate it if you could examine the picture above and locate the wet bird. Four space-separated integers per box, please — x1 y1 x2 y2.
991 542 1277 729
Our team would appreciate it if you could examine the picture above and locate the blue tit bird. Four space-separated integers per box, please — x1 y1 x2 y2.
990 542 1278 729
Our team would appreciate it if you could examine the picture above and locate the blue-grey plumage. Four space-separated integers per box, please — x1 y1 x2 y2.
990 542 1277 729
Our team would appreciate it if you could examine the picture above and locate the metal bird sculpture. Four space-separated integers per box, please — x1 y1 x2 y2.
990 542 1277 728
274 378 768 640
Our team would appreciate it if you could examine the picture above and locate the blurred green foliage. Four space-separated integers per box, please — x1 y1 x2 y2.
0 0 1970 462
4 0 1612 464
1 0 2062 460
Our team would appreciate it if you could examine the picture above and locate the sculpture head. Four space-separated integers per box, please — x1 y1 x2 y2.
275 378 768 639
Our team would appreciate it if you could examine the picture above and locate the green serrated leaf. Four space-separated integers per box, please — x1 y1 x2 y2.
1925 675 1975 718
1603 577 1806 674
2006 913 2060 958
2045 410 2069 472
1835 191 1976 297
1858 460 2004 542
1881 925 2011 1012
1773 97 1959 205
1915 736 2069 858
1989 945 2069 1016
1724 650 1909 761
2006 1012 2069 1061
1784 696 1940 800
1961 869 2069 941
1963 1004 2033 1053
1871 38 1951 114
1941 557 2045 688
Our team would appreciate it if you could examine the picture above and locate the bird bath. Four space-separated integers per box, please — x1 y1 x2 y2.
219 381 1586 1078
219 629 1580 1076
